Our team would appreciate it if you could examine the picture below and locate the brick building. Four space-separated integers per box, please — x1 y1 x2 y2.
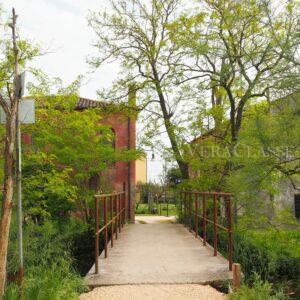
22 93 138 222
75 94 137 222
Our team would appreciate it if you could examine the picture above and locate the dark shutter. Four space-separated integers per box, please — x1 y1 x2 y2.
294 194 300 219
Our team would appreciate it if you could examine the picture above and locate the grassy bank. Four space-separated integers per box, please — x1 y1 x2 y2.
135 203 177 216
4 217 94 299
179 211 300 298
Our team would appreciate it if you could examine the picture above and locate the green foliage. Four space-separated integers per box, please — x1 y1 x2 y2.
187 95 300 226
5 218 88 299
198 224 300 284
22 153 77 222
233 230 300 283
23 72 141 215
0 37 39 92
0 124 4 184
166 167 183 187
180 207 300 285
230 275 286 300
88 0 191 178
135 203 177 216
25 92 117 182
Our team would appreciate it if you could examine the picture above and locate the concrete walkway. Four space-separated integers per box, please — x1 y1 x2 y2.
85 216 232 287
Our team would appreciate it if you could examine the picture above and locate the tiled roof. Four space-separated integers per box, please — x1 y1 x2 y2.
75 97 108 110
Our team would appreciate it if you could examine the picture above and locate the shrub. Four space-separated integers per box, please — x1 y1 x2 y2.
5 218 89 299
22 153 77 222
179 211 300 284
230 276 287 300
233 230 300 283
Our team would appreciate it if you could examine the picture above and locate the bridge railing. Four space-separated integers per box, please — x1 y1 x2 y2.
94 191 126 274
179 191 233 271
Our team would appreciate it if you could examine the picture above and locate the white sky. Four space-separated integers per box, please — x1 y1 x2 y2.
4 0 117 99
3 0 164 181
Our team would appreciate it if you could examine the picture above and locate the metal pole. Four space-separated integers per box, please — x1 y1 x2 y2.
104 197 108 258
118 194 121 233
110 196 114 248
213 194 218 256
203 194 207 246
189 192 192 232
115 195 118 239
16 116 24 283
94 197 99 274
195 193 198 238
228 196 233 271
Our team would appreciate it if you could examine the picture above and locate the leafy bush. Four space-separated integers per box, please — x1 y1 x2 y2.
233 230 300 283
5 218 90 299
22 153 77 222
179 211 300 284
230 276 287 300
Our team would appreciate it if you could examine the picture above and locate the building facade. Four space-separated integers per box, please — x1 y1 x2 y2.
75 97 136 222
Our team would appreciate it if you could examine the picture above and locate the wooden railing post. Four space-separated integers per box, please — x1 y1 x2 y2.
118 194 121 233
180 190 233 270
110 196 114 248
213 194 218 256
123 192 126 227
228 196 233 271
94 197 99 274
203 193 206 246
189 192 192 232
194 193 198 238
232 263 241 289
184 192 187 226
123 182 127 223
104 197 108 258
115 195 118 239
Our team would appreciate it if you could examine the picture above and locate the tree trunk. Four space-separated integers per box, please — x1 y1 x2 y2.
0 113 17 296
151 65 189 180
0 9 19 296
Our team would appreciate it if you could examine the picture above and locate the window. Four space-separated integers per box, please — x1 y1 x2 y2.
294 194 300 219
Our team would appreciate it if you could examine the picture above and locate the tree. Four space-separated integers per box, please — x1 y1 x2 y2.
88 0 191 179
170 0 300 184
0 8 38 295
166 166 183 187
22 153 77 223
187 94 300 227
25 71 140 220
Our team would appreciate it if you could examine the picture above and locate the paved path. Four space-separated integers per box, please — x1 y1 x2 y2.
80 284 226 300
85 216 232 287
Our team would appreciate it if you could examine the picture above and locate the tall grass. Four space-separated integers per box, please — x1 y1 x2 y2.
4 218 89 299
230 276 287 300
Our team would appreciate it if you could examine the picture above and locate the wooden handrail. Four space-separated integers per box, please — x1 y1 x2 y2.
180 191 233 271
94 189 127 274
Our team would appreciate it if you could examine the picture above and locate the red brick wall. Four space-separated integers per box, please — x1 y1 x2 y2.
101 112 136 191
22 113 137 197
100 111 136 221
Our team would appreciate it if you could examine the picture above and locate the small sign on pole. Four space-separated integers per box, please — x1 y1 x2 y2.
0 99 35 124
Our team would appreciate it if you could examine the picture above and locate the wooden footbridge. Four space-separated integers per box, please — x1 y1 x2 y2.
86 191 234 287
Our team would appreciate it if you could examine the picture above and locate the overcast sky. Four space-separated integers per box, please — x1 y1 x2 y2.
4 0 117 99
3 0 164 181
